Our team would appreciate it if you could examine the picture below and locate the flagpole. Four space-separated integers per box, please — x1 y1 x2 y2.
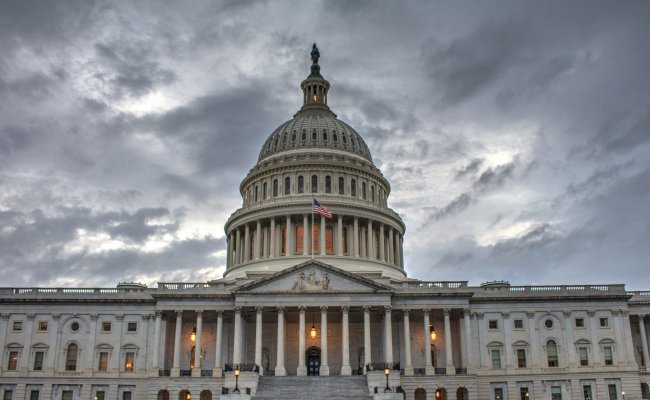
311 197 314 259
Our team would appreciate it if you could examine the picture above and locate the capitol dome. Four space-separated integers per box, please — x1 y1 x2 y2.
224 44 406 280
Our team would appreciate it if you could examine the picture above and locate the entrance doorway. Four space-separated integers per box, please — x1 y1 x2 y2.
307 346 321 376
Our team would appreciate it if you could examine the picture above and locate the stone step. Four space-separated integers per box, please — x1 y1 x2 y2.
254 375 372 399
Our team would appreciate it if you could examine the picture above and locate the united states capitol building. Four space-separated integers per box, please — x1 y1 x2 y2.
1 45 650 400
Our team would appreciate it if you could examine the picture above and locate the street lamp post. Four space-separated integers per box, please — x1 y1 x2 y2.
384 368 391 393
233 367 241 394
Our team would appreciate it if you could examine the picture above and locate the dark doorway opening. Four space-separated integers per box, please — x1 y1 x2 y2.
307 346 321 376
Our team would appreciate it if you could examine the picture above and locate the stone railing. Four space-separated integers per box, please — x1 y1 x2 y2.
157 282 214 290
394 281 468 290
479 284 625 294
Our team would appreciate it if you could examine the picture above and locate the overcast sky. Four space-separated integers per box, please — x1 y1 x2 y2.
1 1 649 289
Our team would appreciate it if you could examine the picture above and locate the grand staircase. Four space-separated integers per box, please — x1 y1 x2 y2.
254 375 373 399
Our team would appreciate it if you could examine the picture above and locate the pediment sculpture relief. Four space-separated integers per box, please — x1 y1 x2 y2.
292 268 330 292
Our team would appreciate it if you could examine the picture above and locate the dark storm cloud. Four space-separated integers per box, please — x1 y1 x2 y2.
455 158 483 179
426 160 518 222
93 41 177 99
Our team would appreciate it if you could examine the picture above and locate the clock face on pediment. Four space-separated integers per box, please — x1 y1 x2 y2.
236 261 392 294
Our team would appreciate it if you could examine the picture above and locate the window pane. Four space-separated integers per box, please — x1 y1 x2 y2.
98 352 109 371
517 349 526 368
33 351 44 370
547 340 558 367
494 388 503 400
351 179 356 197
579 347 589 365
29 391 39 400
66 344 78 371
604 346 613 365
311 175 318 193
325 176 331 193
96 392 105 400
298 176 304 193
7 351 18 370
608 384 618 400
273 179 278 197
284 177 290 195
62 391 73 400
491 349 501 368
338 177 344 195
3 391 13 400
124 352 135 371
123 392 132 400
583 385 593 400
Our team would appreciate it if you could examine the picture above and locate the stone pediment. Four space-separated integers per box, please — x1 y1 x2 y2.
234 260 394 294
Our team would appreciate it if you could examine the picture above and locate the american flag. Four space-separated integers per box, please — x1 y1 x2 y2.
313 199 333 218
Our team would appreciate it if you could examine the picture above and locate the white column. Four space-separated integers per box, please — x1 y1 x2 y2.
172 310 182 376
255 220 262 260
379 223 385 262
233 307 243 365
235 228 242 264
588 311 601 364
360 227 366 258
563 310 576 366
320 214 326 256
384 306 393 364
320 306 330 375
394 232 401 267
403 310 413 375
297 307 307 376
213 310 224 375
152 311 162 370
244 224 250 262
192 310 203 376
337 215 343 256
444 309 454 374
463 309 472 369
388 229 394 264
275 307 286 376
285 215 293 256
303 215 309 256
341 306 351 375
364 306 372 374
639 315 650 369
367 220 374 259
255 307 263 375
353 217 360 257
227 233 233 267
423 309 434 375
622 310 637 366
270 217 276 258
399 234 405 268
527 312 540 367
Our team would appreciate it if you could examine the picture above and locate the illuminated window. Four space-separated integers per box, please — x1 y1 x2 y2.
124 352 135 372
7 351 18 370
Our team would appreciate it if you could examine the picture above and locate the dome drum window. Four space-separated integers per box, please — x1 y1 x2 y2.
284 177 291 195
298 176 304 193
322 130 328 141
311 175 318 194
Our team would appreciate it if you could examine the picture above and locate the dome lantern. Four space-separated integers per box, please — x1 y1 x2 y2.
300 43 331 111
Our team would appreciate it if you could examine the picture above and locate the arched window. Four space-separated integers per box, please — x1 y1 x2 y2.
157 390 170 400
338 177 344 195
291 131 296 142
415 388 426 400
351 179 357 197
263 182 267 199
371 185 375 202
200 390 212 400
333 132 338 142
282 132 288 144
65 343 78 371
273 179 278 197
547 340 558 367
342 134 347 144
255 186 259 202
312 129 317 141
311 175 318 194
284 177 291 195
298 176 304 193
302 129 307 141
325 176 331 193
362 182 367 199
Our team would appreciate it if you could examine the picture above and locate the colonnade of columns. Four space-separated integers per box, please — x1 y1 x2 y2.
226 215 404 269
153 307 468 377
638 314 650 369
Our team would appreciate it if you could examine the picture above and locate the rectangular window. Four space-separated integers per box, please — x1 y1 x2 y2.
514 319 523 329
491 349 501 369
7 351 18 370
600 317 609 327
122 392 132 400
95 391 105 400
12 321 22 331
575 318 585 328
61 391 73 400
608 384 618 400
520 387 530 400
517 349 527 368
551 386 563 400
102 322 112 332
583 385 593 400
494 388 503 400
604 346 614 365
33 351 44 370
124 352 135 372
98 352 109 371
29 391 39 400
127 322 137 332
3 391 13 400
579 347 589 366
489 320 499 329
38 321 48 331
